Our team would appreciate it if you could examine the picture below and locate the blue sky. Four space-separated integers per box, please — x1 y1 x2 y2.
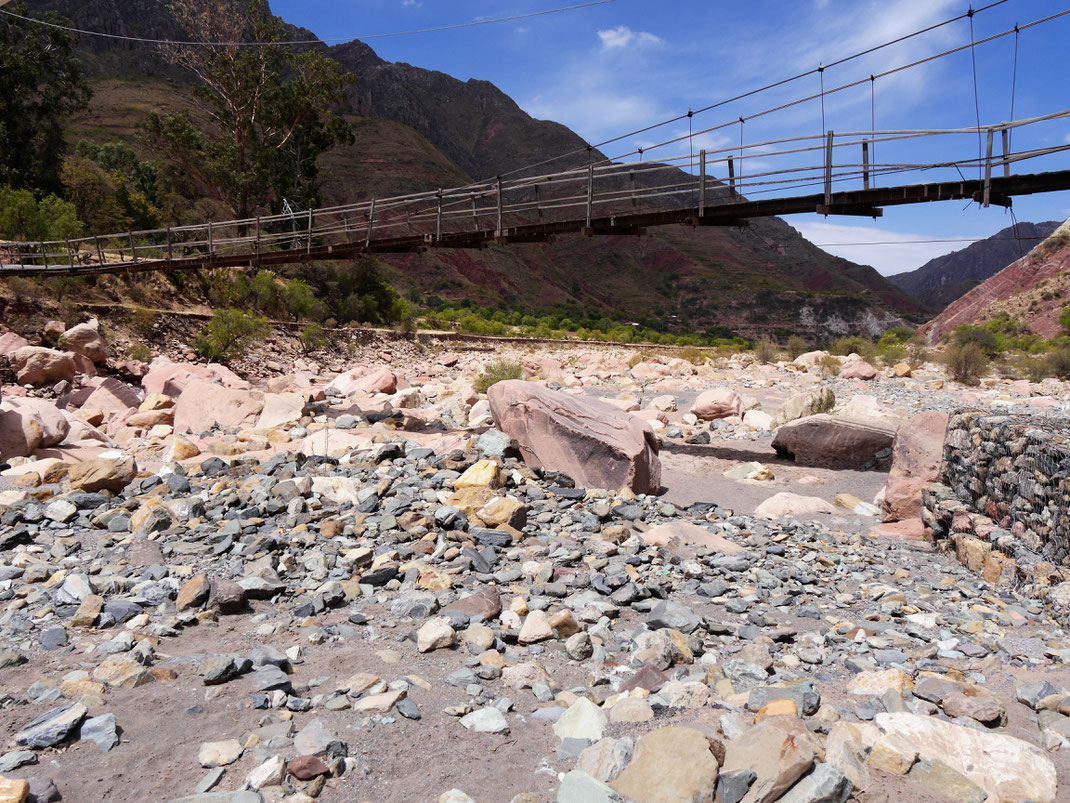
272 0 1070 275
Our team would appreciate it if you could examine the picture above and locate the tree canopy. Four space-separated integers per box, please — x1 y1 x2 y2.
0 0 92 193
144 0 354 219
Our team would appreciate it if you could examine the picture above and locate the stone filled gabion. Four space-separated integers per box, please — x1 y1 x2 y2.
938 410 1070 566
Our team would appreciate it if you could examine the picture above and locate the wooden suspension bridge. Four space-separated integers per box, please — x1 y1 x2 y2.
2 110 1070 277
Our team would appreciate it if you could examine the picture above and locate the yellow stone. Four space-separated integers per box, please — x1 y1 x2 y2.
0 776 29 803
893 363 912 377
139 393 174 412
834 493 864 510
169 436 201 461
867 734 917 774
476 496 528 529
510 596 529 616
454 459 502 489
130 499 164 532
447 485 497 518
755 698 799 721
60 678 107 698
13 473 40 488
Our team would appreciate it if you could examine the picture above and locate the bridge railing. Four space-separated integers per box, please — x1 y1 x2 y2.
2 109 1069 274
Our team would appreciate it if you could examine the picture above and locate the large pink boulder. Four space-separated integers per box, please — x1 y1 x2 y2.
488 381 661 494
0 332 29 357
173 378 264 434
840 361 879 380
78 378 141 422
0 397 70 460
881 411 949 523
889 411 948 480
59 323 107 364
521 356 562 380
10 347 77 386
689 389 742 420
326 365 397 396
142 362 250 397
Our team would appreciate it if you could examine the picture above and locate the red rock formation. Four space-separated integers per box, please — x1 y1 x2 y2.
920 218 1070 342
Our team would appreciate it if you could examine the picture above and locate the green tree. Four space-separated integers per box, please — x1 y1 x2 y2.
0 1 91 193
194 309 270 363
60 156 160 234
143 0 354 218
282 278 326 321
0 186 82 242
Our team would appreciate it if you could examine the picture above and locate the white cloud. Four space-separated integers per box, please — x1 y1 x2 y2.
526 90 660 135
597 26 663 51
401 0 421 6
789 220 965 275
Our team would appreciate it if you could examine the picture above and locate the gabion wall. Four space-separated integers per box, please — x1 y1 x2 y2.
939 411 1070 566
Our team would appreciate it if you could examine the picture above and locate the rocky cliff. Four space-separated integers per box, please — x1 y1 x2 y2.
920 218 1070 341
890 221 1060 311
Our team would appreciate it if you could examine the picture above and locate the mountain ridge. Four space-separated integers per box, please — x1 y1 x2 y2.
28 0 928 336
889 221 1060 310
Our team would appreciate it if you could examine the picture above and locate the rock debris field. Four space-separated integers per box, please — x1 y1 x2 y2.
0 324 1069 802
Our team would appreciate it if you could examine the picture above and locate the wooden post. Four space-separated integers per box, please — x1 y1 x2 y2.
727 156 736 197
585 164 594 228
862 140 870 190
535 184 543 219
207 221 213 261
129 232 138 265
983 127 994 208
95 236 104 267
307 209 313 254
166 227 173 262
1001 126 1010 178
436 191 443 241
254 217 260 257
65 239 74 269
629 170 636 207
366 199 376 246
824 130 834 208
699 150 707 216
496 177 503 235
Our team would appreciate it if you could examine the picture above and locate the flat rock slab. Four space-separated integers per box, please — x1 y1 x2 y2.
612 726 719 803
772 414 898 470
874 712 1057 803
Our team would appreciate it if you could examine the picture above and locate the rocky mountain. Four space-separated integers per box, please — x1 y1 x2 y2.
30 0 928 337
920 217 1070 342
889 221 1060 311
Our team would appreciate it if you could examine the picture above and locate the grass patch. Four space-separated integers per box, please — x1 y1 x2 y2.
474 360 524 394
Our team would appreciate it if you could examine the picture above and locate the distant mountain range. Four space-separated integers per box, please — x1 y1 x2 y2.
889 221 1060 311
30 0 928 337
920 218 1070 342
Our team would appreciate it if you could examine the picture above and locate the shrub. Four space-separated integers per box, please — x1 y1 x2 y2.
877 342 907 366
944 342 989 386
678 345 707 365
126 342 151 362
1046 346 1070 379
193 309 270 363
474 360 523 394
299 322 327 354
818 354 841 377
754 337 779 364
785 335 809 360
1060 306 1070 334
128 305 157 338
831 335 878 362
